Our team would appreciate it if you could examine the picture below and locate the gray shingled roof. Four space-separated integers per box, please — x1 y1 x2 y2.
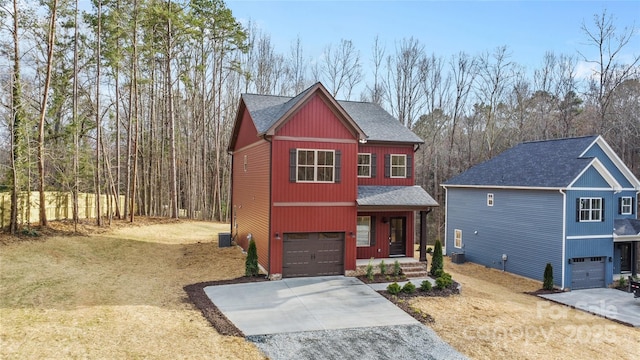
443 136 599 188
614 219 640 236
240 87 423 144
357 186 439 207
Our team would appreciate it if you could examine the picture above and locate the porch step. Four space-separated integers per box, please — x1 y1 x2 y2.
400 262 429 279
354 258 428 279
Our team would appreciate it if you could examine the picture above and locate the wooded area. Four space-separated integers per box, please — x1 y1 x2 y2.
1 1 638 235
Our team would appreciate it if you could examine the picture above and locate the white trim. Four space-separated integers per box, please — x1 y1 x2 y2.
454 229 462 249
620 196 633 215
566 234 614 240
296 149 335 183
613 235 640 242
560 189 566 290
582 136 640 190
441 184 563 191
487 193 494 207
390 154 407 178
577 197 603 222
356 216 372 247
567 158 622 191
357 153 372 178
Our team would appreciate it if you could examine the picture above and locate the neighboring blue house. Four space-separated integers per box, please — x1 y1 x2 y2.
442 136 640 290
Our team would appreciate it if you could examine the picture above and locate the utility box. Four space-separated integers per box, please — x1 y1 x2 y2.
218 232 231 248
451 253 466 264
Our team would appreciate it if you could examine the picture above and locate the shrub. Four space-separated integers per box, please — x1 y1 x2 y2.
430 240 443 276
387 282 401 295
402 281 416 294
245 239 259 276
379 260 387 276
426 247 433 254
618 276 627 288
365 259 374 282
436 272 453 289
420 280 432 292
432 268 444 278
393 260 402 276
543 263 554 290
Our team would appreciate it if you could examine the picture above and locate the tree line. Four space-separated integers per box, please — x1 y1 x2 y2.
1 1 638 236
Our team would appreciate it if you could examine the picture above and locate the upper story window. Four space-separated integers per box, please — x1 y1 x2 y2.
384 153 412 179
620 196 633 215
290 148 341 183
578 197 604 222
487 193 494 207
358 153 371 177
390 154 406 178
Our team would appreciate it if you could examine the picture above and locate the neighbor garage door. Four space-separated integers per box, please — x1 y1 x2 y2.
571 257 605 290
283 232 344 278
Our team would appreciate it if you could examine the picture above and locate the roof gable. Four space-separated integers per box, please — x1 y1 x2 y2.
230 83 424 150
582 136 640 189
568 158 622 191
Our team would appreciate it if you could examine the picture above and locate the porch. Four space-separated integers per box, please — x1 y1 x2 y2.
355 257 428 278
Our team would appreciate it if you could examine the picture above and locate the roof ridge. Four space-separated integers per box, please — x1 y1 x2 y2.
520 135 598 145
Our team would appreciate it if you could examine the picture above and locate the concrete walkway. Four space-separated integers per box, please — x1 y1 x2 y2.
539 288 640 327
204 276 418 336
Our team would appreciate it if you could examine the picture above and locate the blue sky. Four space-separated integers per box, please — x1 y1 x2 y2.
227 1 639 80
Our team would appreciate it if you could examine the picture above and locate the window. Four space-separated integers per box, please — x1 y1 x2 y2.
296 149 335 182
487 193 494 207
620 197 633 215
357 216 371 247
390 154 406 178
243 155 248 172
358 153 371 177
578 197 603 222
454 229 462 248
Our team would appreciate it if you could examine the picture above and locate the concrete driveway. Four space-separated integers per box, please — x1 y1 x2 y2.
203 276 417 336
539 288 640 327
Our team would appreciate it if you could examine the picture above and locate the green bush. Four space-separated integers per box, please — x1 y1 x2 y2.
393 260 402 276
379 260 387 276
387 282 401 295
430 240 443 276
426 247 433 254
245 239 259 276
436 272 453 289
365 259 374 282
420 280 432 292
432 268 444 278
618 276 627 288
543 263 554 290
402 281 416 294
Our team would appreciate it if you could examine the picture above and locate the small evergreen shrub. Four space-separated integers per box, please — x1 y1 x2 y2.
379 260 387 276
245 239 259 277
543 263 554 290
365 259 374 282
618 276 627 288
420 280 432 292
436 272 453 289
387 282 401 295
426 247 433 254
430 240 443 276
393 260 402 276
432 268 444 278
402 281 416 294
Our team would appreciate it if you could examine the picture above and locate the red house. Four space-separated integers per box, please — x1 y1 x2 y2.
228 83 438 279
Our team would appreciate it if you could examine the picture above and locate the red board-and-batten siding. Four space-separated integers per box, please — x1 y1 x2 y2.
270 95 360 274
357 144 415 186
231 108 271 271
356 210 415 259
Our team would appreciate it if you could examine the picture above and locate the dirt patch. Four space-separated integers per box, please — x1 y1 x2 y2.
411 258 640 360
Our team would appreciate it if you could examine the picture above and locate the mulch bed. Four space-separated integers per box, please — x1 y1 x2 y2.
183 276 268 337
524 288 566 296
184 275 459 337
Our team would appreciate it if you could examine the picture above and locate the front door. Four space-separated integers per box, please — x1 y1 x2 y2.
389 217 406 256
620 243 631 272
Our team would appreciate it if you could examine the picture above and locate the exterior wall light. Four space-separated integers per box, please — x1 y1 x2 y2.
275 232 281 240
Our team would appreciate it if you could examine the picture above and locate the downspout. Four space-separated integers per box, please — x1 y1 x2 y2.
263 134 273 278
559 189 566 290
442 185 448 255
228 150 234 240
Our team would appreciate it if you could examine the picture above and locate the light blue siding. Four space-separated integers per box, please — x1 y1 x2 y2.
445 188 564 286
565 238 614 287
582 144 633 188
566 190 615 237
572 166 609 188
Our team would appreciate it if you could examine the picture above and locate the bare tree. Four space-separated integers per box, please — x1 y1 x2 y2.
288 35 307 94
320 39 363 100
362 35 386 105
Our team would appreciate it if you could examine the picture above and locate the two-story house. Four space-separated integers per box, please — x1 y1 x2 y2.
442 136 640 290
228 83 438 279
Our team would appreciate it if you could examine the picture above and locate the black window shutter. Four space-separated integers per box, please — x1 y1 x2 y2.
406 154 413 178
576 198 581 222
633 198 636 214
289 149 296 182
370 216 376 246
384 154 390 178
335 150 341 183
618 198 622 214
371 154 377 178
601 198 605 222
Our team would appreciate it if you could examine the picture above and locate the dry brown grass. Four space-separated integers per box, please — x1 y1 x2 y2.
0 219 265 359
411 257 639 360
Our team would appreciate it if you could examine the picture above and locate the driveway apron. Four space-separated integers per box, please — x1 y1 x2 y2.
203 276 418 336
